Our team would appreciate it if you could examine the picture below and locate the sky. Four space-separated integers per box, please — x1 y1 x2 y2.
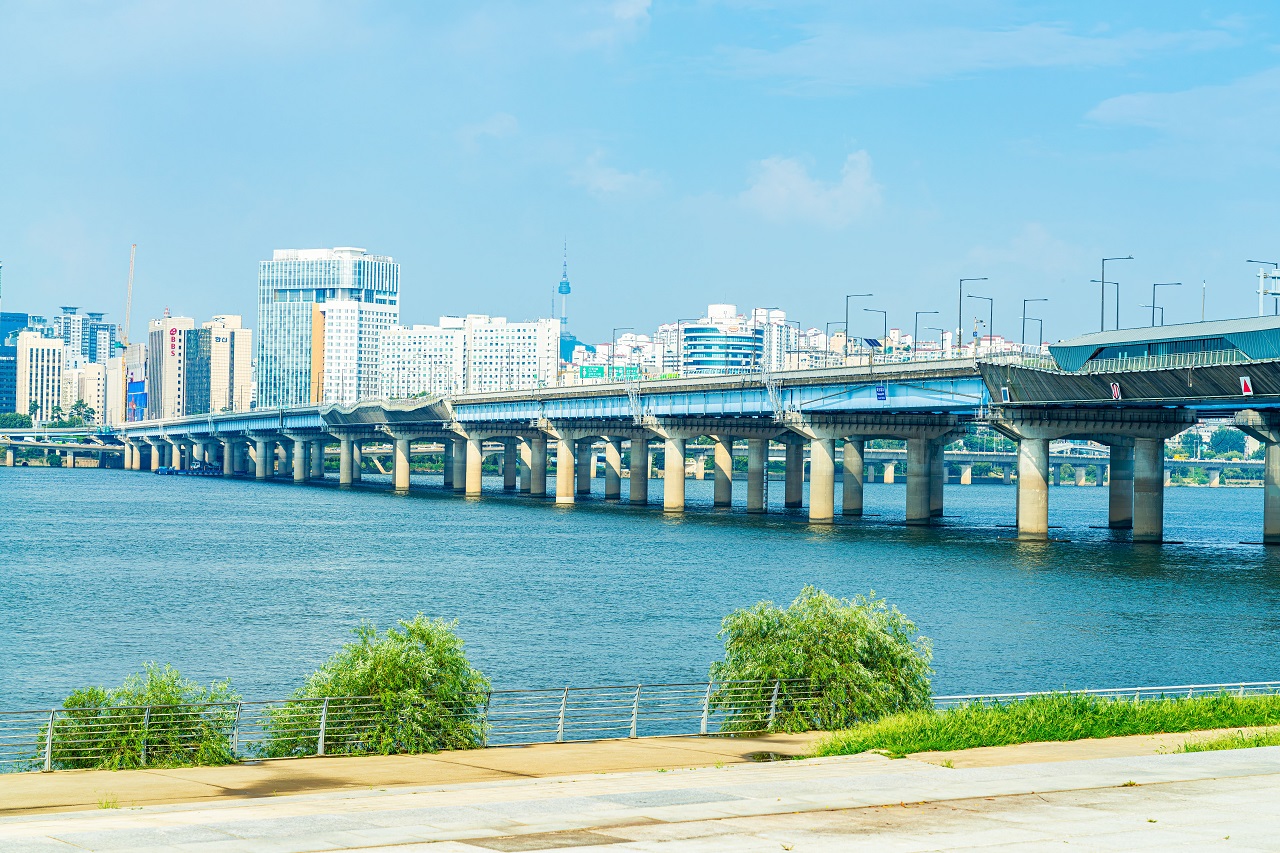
2 0 1279 347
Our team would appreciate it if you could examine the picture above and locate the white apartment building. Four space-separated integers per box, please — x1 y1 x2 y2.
15 331 63 422
378 320 466 398
376 314 560 399
204 315 253 412
61 359 106 422
146 316 196 419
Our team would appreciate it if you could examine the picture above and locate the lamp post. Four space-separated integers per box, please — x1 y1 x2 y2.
957 278 987 350
611 326 633 378
1021 298 1048 348
1149 283 1181 327
1024 316 1044 350
863 308 887 361
844 293 872 363
966 294 993 356
1099 256 1134 331
926 326 947 359
1248 260 1280 316
1140 304 1164 326
913 311 938 361
825 321 847 369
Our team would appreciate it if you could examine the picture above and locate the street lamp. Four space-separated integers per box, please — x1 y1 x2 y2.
1024 316 1044 349
966 294 993 356
913 311 938 361
1140 304 1164 326
611 326 634 377
925 326 947 359
825 321 847 369
1021 298 1048 348
958 278 987 348
863 308 888 361
1098 256 1134 331
844 293 872 362
1247 260 1280 316
1149 283 1181 327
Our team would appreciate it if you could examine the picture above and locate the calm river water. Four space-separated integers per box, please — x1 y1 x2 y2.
3 466 1280 709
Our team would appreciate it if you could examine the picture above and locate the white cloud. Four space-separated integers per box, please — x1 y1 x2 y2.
1088 66 1280 141
582 0 652 48
571 150 657 197
720 23 1235 92
458 113 520 147
739 151 881 227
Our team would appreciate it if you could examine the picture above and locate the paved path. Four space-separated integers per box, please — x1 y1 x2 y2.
2 744 1278 850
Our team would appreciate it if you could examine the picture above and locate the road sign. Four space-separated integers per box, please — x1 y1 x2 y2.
1111 382 1122 400
1242 376 1254 396
875 383 887 402
609 366 640 380
579 365 605 379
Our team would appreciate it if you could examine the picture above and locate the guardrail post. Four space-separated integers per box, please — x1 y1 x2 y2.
767 680 780 730
140 707 151 766
630 685 641 739
231 702 242 757
699 682 712 735
317 698 329 757
483 691 492 748
43 710 56 772
556 687 568 743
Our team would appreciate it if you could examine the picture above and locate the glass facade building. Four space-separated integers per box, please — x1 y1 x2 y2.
257 247 400 408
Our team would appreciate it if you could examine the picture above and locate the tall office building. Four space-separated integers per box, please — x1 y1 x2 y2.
15 331 63 422
146 317 196 419
53 307 117 364
664 305 766 376
62 360 106 422
180 315 254 415
257 247 400 408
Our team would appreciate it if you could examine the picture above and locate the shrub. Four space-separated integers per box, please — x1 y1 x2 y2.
49 663 239 770
0 412 32 428
262 615 490 758
708 586 932 733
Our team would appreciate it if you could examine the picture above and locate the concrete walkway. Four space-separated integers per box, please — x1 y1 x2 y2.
2 741 1279 850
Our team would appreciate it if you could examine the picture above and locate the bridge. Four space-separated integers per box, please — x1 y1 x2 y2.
6 316 1280 544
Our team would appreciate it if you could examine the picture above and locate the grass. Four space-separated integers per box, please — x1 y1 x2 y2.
813 693 1280 758
97 794 119 809
1179 729 1280 753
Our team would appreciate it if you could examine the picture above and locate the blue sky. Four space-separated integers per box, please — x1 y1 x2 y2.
2 1 1278 346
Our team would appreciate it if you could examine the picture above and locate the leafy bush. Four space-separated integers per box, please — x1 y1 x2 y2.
708 586 932 733
814 692 1280 758
262 615 490 758
0 412 32 428
50 663 239 770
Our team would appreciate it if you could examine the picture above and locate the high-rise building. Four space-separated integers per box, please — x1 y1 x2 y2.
62 360 106 423
146 317 196 419
462 314 561 393
674 305 765 376
53 307 117 364
181 315 254 415
752 308 799 373
378 320 466 398
256 247 400 408
0 311 28 413
15 331 63 422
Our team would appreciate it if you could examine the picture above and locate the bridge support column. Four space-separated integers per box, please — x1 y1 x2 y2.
808 438 836 523
1208 467 1221 487
518 438 532 492
1108 446 1134 529
1051 464 1060 486
221 440 234 477
664 437 686 512
1233 412 1280 545
930 441 945 517
311 441 325 479
350 442 362 483
466 437 484 497
905 439 931 525
555 437 576 504
576 440 593 495
747 438 767 513
883 461 895 484
629 438 649 504
604 438 622 500
5 445 14 467
713 437 733 507
442 441 454 489
394 439 411 493
1075 465 1087 486
451 438 466 492
293 438 308 483
530 435 547 497
1133 438 1166 543
255 439 270 480
503 438 517 491
784 440 803 508
1163 468 1172 488
66 451 77 470
149 440 162 472
842 438 864 516
1016 438 1050 540
960 462 973 485
1002 464 1012 485
1097 464 1107 486
338 438 353 486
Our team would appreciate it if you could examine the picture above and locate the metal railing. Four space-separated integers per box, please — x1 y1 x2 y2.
933 681 1280 710
0 679 822 773
983 348 1257 375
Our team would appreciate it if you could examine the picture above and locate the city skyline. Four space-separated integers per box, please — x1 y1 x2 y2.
3 2 1279 345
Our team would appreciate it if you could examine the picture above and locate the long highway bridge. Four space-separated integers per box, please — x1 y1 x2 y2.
6 317 1280 543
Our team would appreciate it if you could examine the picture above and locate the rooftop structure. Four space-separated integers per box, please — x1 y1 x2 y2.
1049 316 1280 372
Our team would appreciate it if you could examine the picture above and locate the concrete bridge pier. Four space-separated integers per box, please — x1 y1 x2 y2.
146 438 163 471
883 461 896 484
1208 467 1222 487
292 437 308 482
443 441 454 489
220 439 235 477
960 462 973 485
393 439 411 492
1051 464 1060 486
930 441 946 517
575 440 594 495
451 438 466 492
1133 439 1168 543
808 438 837 523
905 439 932 525
664 436 686 512
465 436 486 496
530 435 548 497
842 438 865 516
784 440 804 508
1074 466 1087 486
604 438 623 500
1107 445 1134 529
350 442 363 483
629 438 649 505
1002 464 1012 485
747 438 767 513
6 445 15 467
518 438 532 492
713 437 733 507
339 437 354 486
555 436 576 505
1233 410 1280 544
1016 438 1051 539
503 438 518 491
311 441 325 479
1097 464 1107 487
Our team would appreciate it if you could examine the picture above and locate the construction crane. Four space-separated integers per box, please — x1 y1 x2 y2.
118 244 136 426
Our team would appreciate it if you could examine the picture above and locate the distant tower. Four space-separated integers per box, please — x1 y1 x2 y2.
557 243 571 327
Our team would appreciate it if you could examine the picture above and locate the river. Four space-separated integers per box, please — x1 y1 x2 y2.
3 466 1279 709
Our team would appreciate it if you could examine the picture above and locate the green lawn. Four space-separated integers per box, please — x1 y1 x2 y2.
813 693 1280 759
